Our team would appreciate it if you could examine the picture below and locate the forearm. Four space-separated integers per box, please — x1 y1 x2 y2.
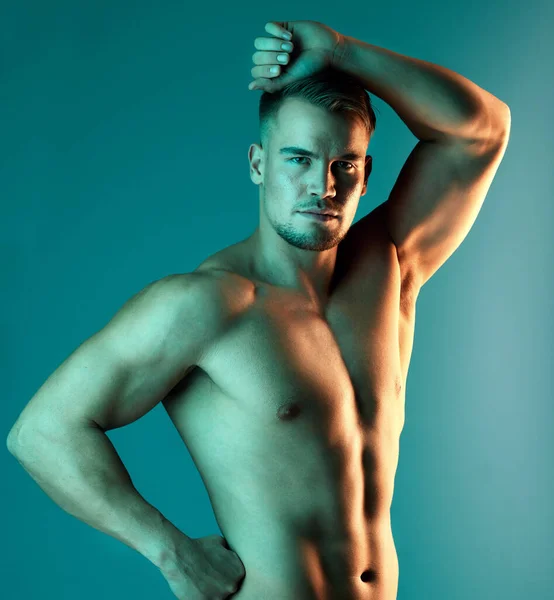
9 424 185 569
333 34 510 145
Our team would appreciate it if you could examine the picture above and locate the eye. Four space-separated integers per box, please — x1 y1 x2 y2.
289 157 355 170
289 157 310 165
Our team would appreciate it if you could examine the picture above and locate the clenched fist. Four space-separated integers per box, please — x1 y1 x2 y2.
159 533 246 599
248 20 344 94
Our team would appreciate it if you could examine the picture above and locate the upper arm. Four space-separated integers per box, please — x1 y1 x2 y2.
382 123 510 289
10 273 226 439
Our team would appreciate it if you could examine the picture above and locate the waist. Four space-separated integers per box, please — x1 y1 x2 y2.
212 503 398 600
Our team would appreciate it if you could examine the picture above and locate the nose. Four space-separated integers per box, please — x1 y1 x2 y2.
307 164 337 198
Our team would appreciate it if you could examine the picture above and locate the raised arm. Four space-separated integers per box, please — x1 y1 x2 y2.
6 272 227 568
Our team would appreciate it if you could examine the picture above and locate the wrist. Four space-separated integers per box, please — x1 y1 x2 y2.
148 515 194 571
331 33 351 70
135 509 181 568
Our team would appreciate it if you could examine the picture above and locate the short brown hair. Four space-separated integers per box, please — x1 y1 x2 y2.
258 65 378 148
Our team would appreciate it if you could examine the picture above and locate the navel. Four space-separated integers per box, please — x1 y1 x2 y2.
360 568 377 583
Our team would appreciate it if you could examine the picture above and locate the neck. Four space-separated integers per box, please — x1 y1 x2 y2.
246 227 338 306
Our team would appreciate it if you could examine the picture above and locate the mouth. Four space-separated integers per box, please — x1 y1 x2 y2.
299 212 338 222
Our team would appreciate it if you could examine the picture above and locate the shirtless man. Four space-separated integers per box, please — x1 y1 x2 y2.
7 20 511 600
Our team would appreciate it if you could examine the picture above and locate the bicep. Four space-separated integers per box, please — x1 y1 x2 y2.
12 274 220 438
384 135 509 288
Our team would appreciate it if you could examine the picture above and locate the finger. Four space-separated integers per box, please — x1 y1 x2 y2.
264 21 292 41
251 64 281 79
254 36 294 53
252 50 290 67
248 77 272 92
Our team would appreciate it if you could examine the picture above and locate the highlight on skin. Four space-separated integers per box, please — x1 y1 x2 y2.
254 66 379 253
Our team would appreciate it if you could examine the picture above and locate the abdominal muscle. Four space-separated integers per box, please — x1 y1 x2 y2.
208 479 399 599
175 385 401 600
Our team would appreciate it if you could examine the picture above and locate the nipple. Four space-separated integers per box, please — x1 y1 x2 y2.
276 402 302 421
360 568 377 583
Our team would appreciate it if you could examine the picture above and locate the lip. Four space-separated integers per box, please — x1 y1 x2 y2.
299 212 338 221
300 210 339 217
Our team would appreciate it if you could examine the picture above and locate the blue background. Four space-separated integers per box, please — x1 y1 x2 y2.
2 1 553 598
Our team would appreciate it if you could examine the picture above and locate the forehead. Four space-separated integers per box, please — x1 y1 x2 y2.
273 97 368 151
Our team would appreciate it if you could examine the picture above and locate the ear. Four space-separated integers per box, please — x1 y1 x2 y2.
249 143 264 184
361 155 372 196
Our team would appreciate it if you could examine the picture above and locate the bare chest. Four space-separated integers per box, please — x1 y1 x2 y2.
163 229 416 466
200 269 407 436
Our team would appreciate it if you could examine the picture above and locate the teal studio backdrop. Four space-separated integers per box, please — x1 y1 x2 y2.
2 1 552 599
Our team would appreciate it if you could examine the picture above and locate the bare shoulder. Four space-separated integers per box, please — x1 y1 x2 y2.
155 268 254 330
98 273 227 368
100 269 253 374
193 240 257 293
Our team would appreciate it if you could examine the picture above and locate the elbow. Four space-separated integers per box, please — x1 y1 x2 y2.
6 421 40 457
489 102 511 144
6 427 22 456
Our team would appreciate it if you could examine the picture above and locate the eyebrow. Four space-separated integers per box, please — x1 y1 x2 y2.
278 146 364 161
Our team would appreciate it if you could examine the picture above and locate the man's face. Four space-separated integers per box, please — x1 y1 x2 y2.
249 98 372 252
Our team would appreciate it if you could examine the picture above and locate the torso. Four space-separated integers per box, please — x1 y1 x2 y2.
162 205 418 599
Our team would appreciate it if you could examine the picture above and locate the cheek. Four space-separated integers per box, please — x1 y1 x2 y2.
274 165 294 182
266 164 285 186
269 169 297 195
